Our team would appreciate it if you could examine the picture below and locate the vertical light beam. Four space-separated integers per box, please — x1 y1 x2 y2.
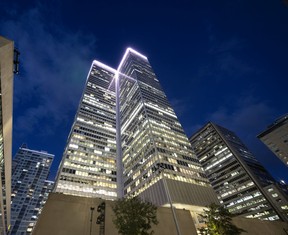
115 72 124 198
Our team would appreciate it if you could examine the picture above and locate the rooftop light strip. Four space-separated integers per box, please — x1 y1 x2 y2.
92 60 117 74
117 47 148 71
96 47 147 90
92 60 117 91
127 47 147 60
20 148 55 156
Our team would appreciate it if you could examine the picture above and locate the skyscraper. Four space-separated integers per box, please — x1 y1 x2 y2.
26 180 54 233
54 60 118 199
55 48 217 209
190 122 288 221
10 145 54 234
117 49 216 207
0 36 14 235
257 114 288 167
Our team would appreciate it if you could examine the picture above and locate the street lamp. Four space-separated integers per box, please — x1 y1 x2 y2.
89 207 95 235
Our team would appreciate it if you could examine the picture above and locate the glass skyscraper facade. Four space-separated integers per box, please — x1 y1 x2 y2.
55 48 218 208
190 122 288 221
10 145 54 234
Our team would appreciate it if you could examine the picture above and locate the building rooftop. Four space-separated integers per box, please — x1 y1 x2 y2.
257 114 288 138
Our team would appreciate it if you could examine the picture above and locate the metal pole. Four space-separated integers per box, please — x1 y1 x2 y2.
161 171 182 235
115 74 124 198
90 207 95 235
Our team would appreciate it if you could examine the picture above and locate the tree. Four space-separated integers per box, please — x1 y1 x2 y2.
112 196 158 235
199 203 246 235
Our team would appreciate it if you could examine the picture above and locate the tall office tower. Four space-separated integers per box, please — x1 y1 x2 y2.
55 48 218 210
26 180 54 233
257 114 288 167
190 122 288 221
0 36 14 235
10 145 54 234
117 49 217 207
54 61 118 199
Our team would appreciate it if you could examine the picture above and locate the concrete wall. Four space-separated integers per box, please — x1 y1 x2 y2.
138 178 219 207
0 35 13 234
33 193 288 235
33 193 197 235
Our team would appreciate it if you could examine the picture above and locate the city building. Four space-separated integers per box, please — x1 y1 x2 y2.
26 180 54 233
257 114 288 166
54 59 118 199
54 48 218 213
278 180 288 196
10 145 54 234
0 36 14 235
190 122 288 221
117 49 217 208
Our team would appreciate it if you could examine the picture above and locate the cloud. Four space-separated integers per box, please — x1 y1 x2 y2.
198 29 256 80
185 93 276 149
0 5 96 137
209 38 243 54
216 52 254 74
208 95 275 141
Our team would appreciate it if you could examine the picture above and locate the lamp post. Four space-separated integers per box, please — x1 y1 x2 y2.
89 207 95 235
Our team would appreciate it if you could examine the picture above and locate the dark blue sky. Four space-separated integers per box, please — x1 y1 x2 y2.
1 0 287 182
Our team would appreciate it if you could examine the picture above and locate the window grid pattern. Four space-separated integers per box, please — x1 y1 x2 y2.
54 65 118 199
118 53 209 197
10 147 54 234
190 123 281 221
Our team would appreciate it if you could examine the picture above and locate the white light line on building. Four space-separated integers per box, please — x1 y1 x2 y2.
205 153 233 171
121 103 144 133
117 47 148 71
107 71 138 91
107 77 115 91
92 60 117 73
215 147 228 156
144 103 177 118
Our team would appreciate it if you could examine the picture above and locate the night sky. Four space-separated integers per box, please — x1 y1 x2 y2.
1 0 287 182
